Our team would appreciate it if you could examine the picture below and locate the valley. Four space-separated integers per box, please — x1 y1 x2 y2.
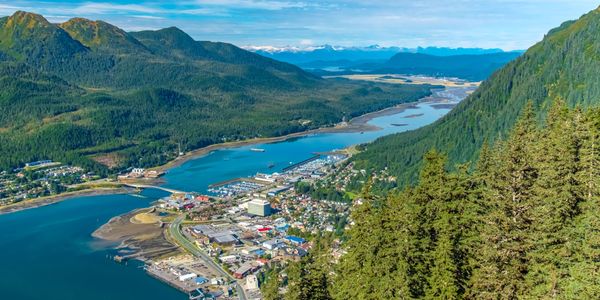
1 3 599 300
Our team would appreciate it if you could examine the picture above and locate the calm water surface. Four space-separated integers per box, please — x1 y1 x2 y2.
163 101 449 192
0 91 462 300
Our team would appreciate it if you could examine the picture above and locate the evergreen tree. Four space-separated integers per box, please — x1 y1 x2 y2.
563 108 600 298
526 100 582 297
286 236 332 300
470 104 538 299
332 179 390 299
262 267 282 300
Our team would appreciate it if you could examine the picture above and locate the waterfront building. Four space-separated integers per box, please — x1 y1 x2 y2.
247 199 272 216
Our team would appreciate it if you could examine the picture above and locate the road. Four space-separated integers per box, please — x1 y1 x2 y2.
169 216 248 300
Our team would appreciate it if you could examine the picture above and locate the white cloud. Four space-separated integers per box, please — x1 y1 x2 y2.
131 15 165 20
299 39 313 45
69 2 163 15
195 0 310 10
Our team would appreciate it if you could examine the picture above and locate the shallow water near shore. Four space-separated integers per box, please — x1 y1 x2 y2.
0 189 184 300
0 87 469 300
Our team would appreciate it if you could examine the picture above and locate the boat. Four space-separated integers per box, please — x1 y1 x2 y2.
268 162 275 168
250 148 265 152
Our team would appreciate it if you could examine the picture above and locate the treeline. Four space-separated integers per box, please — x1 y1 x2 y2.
280 102 600 299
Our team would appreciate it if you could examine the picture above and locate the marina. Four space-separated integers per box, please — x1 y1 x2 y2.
0 86 474 300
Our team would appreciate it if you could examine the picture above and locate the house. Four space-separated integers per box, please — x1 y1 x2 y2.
255 258 269 266
262 239 283 250
234 263 256 279
257 227 272 234
219 255 237 263
195 195 210 202
211 277 226 285
285 236 306 246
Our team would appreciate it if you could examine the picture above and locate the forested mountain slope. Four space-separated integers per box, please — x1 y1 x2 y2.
0 11 433 172
332 104 600 299
352 7 600 185
373 52 521 81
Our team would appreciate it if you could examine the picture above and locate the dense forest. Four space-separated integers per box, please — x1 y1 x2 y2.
0 11 433 172
274 101 600 299
352 7 600 186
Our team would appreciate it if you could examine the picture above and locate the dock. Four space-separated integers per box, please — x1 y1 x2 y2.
146 267 193 294
282 154 321 172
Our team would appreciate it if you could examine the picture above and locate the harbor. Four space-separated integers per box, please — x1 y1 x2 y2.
0 85 475 300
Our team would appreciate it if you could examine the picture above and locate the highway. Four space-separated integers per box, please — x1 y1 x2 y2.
168 216 248 300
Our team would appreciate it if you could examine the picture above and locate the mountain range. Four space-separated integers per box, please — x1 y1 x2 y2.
352 6 600 185
0 11 433 172
248 44 523 80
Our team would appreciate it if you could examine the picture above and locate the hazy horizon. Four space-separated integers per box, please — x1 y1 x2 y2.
0 1 598 51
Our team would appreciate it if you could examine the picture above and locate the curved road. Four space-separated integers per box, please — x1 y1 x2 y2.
168 216 248 300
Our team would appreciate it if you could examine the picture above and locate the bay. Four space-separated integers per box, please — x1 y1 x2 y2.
0 87 467 300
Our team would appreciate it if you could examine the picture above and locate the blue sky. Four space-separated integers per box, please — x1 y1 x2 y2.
0 0 598 50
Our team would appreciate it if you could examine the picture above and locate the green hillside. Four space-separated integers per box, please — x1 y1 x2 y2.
329 104 600 299
352 7 600 186
375 52 521 81
0 11 433 172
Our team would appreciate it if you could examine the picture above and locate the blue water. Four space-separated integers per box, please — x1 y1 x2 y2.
0 99 455 300
163 102 449 193
0 189 186 300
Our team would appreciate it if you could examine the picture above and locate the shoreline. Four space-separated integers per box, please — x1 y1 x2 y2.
150 96 441 174
0 86 465 216
0 187 132 215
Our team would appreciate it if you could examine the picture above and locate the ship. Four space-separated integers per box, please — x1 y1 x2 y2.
250 148 266 152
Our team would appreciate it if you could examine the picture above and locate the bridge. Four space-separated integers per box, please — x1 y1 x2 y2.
123 183 185 194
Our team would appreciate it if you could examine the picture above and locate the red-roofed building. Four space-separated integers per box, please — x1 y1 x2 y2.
257 227 272 233
195 195 210 202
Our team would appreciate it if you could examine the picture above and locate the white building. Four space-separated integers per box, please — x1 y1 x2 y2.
179 273 197 282
262 239 282 250
246 274 259 290
247 199 272 217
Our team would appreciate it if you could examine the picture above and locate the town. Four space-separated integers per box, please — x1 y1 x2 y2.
0 160 98 206
118 153 358 300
